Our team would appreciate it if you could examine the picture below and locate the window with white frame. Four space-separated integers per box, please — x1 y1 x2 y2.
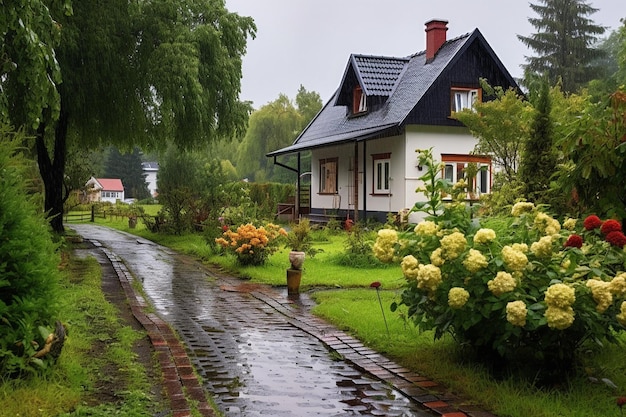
319 158 338 194
372 153 391 194
442 154 491 197
451 88 481 113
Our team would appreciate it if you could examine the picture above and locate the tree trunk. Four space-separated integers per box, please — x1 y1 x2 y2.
36 108 69 234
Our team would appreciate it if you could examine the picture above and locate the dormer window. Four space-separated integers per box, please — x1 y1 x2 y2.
451 87 481 113
353 86 367 114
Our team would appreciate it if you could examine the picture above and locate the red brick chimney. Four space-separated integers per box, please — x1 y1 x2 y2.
425 19 448 62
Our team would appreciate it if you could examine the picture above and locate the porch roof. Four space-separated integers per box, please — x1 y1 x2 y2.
267 123 400 157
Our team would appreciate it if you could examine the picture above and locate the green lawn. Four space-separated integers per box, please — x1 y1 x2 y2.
75 208 626 417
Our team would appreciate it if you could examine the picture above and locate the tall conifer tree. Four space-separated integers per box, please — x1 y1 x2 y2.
518 0 606 93
518 82 557 204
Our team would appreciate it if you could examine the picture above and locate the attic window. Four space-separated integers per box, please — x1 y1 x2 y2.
451 87 481 113
353 86 367 114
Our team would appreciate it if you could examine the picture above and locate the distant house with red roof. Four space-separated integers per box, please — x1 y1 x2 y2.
85 177 125 203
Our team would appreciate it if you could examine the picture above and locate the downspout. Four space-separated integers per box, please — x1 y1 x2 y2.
296 153 301 219
273 153 300 218
362 141 367 221
353 141 359 222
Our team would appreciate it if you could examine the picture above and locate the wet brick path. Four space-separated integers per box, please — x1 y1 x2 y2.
70 224 495 417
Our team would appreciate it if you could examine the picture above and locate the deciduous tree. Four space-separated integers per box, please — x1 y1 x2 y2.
237 88 322 182
3 0 256 233
555 89 626 220
453 82 533 182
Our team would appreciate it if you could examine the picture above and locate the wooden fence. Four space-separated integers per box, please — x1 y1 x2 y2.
63 206 138 223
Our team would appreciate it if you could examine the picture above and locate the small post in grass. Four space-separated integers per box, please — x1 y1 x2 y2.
370 281 389 336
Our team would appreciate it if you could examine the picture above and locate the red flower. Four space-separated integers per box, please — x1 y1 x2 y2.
606 231 626 248
583 215 602 230
222 225 229 232
370 281 381 289
617 396 626 408
564 234 583 248
601 219 622 235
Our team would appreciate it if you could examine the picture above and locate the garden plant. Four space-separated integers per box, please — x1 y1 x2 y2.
215 222 287 266
374 148 626 380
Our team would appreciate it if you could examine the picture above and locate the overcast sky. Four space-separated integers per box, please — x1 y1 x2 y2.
224 0 625 109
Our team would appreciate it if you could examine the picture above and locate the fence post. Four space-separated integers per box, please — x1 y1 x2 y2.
90 205 95 222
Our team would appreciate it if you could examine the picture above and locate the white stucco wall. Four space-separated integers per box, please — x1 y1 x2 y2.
144 170 158 197
309 124 478 222
404 125 477 222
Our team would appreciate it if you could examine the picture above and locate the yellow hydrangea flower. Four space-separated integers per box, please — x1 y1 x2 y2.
544 283 575 308
511 243 528 253
401 255 419 280
586 279 613 313
511 201 535 216
473 228 496 245
609 273 626 297
534 212 561 236
416 264 442 293
448 287 470 309
545 306 575 330
414 220 438 236
463 249 488 273
562 218 577 231
373 229 398 263
506 300 528 327
430 247 445 267
501 245 528 272
530 235 553 258
487 271 517 296
440 232 467 260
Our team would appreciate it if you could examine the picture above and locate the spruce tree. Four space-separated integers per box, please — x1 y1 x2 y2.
518 0 606 93
103 147 150 200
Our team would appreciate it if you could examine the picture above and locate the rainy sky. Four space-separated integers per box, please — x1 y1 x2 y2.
225 0 625 109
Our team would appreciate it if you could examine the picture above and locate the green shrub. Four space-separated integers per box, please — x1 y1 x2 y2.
215 223 287 266
377 149 626 383
0 129 62 377
332 225 386 268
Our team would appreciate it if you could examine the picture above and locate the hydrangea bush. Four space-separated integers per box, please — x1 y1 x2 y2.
375 149 626 372
216 223 287 266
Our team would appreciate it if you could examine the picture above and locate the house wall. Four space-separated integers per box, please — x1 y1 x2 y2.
144 169 158 197
404 125 477 222
310 144 354 216
362 134 406 216
309 125 477 223
100 191 124 204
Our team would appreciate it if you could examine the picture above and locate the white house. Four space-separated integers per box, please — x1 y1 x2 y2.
268 19 520 223
141 161 159 198
85 177 125 203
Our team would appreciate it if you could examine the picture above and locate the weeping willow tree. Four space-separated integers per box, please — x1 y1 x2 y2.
2 0 256 232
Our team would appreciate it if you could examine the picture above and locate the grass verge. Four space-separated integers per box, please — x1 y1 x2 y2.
0 246 165 416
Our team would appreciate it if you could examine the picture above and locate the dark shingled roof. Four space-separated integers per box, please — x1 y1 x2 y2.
268 28 514 157
352 55 409 97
